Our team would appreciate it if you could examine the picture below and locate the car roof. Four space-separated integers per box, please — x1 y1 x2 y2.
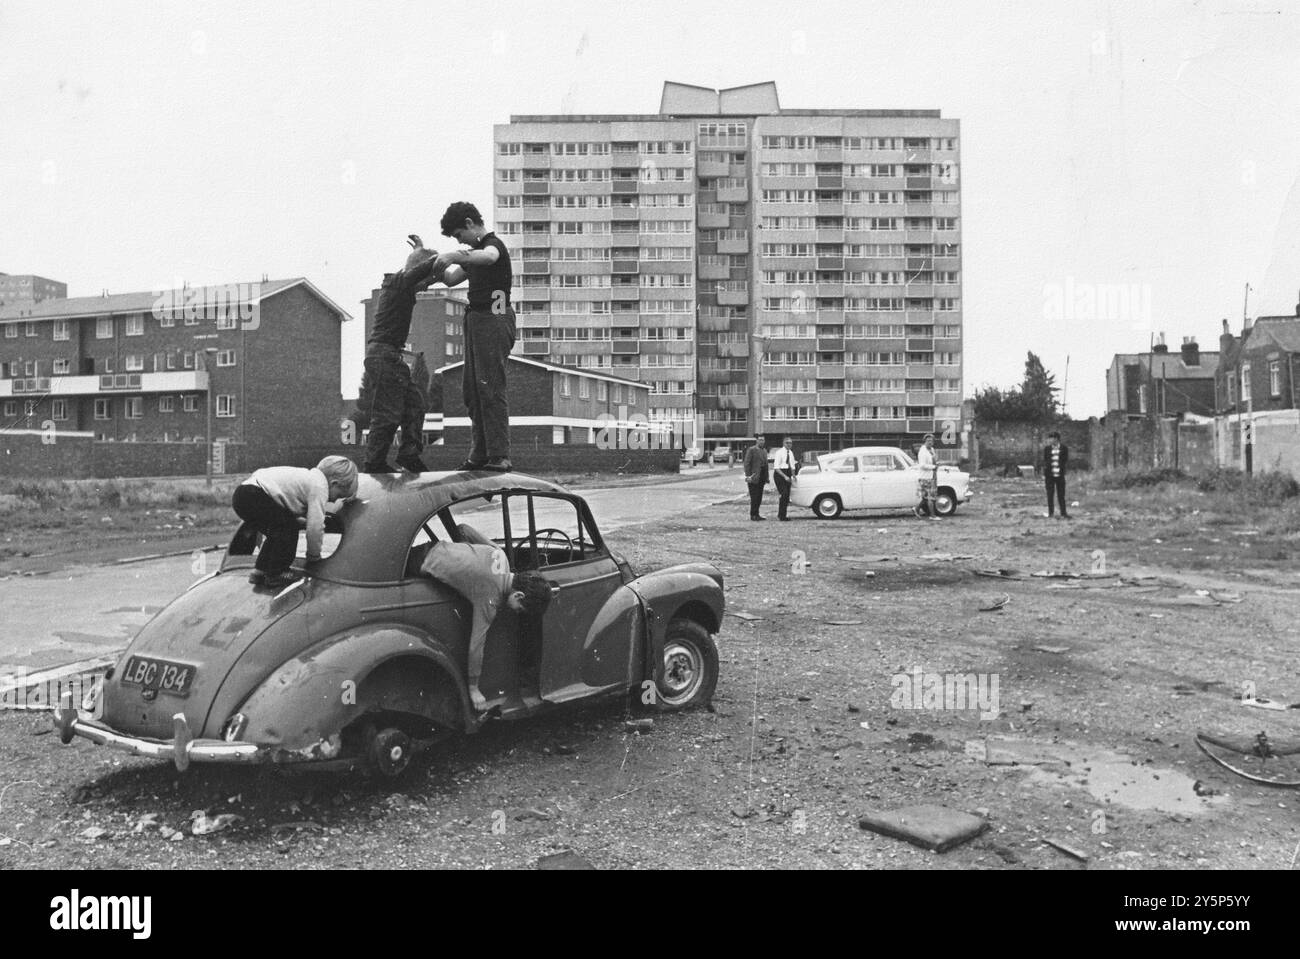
319 471 571 583
824 446 907 458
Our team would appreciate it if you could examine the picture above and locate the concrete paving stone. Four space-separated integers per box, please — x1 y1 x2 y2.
857 804 988 852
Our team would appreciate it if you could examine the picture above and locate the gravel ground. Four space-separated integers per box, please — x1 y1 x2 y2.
2 475 1298 870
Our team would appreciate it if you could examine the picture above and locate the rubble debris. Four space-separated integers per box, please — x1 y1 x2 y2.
1032 645 1070 654
978 593 1010 612
190 811 243 836
857 804 987 852
536 850 594 870
624 718 654 731
1042 837 1089 862
727 611 763 622
972 568 1027 580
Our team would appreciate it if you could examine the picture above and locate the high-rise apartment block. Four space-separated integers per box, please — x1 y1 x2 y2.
493 81 962 456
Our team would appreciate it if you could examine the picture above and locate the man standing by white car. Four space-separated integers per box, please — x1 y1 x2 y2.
771 435 798 521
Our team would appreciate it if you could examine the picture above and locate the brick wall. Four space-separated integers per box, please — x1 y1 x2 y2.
973 419 1093 471
1092 416 1216 473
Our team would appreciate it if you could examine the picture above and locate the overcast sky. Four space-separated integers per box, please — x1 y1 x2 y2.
2 0 1297 417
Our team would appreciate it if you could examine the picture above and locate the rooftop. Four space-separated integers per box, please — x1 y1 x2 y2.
0 278 351 322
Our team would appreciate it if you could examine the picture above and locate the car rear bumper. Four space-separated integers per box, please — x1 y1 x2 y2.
53 693 338 771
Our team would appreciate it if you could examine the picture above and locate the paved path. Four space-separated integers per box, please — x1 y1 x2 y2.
0 469 750 674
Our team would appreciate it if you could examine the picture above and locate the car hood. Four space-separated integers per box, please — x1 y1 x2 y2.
101 572 307 739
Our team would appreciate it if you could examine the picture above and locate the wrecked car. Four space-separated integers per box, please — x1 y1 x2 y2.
55 471 724 777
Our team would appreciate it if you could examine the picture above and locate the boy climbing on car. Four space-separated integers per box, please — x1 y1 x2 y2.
232 455 359 588
419 538 553 711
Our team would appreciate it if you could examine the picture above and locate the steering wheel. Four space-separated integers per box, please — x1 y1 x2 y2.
529 528 575 566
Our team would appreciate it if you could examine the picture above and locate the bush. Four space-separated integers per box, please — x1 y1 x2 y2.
1095 467 1188 489
1194 467 1299 500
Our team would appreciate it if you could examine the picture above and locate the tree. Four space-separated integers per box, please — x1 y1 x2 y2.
1020 351 1060 422
972 352 1061 423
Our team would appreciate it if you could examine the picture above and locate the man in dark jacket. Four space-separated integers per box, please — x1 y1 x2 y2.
1042 431 1070 519
359 235 444 473
742 436 769 521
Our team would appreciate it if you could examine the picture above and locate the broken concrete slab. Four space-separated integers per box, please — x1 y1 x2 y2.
536 851 594 870
1043 837 1089 862
857 804 987 852
983 738 1072 767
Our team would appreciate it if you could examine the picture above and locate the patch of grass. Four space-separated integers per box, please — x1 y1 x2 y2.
1093 467 1190 490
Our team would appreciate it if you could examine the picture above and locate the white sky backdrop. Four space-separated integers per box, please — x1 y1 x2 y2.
2 0 1298 417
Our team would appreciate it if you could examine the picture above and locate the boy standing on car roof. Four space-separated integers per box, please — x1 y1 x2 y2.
358 235 446 474
434 202 516 473
419 541 553 711
232 456 358 589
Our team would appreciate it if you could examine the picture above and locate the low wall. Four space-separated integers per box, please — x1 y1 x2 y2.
973 419 1093 471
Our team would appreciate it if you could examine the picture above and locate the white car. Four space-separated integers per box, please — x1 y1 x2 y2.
788 446 974 519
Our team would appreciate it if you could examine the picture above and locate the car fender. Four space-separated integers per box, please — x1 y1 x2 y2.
235 627 472 751
625 563 724 683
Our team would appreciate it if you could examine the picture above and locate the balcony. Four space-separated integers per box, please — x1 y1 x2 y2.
717 185 748 203
906 257 932 271
610 153 642 169
816 391 845 406
612 180 639 194
522 340 551 355
0 370 209 398
816 337 845 352
520 209 551 222
816 175 844 190
522 181 550 195
816 257 844 271
718 395 750 410
522 261 550 275
697 159 730 178
905 176 932 190
611 207 639 221
906 338 934 352
815 364 845 379
816 418 847 433
816 202 844 217
610 287 640 302
905 364 934 378
906 392 935 406
907 418 935 433
611 339 640 355
716 340 749 358
698 210 730 228
611 259 640 274
716 288 749 306
717 235 749 255
698 261 730 280
815 229 844 243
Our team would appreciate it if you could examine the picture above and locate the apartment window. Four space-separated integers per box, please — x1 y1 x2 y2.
53 320 70 341
103 357 115 374
94 399 111 420
24 321 37 337
560 374 572 397
596 380 608 401
1240 363 1251 405
159 310 175 328
166 353 176 370
125 313 144 336
183 352 195 370
52 358 70 375
96 317 113 338
216 395 236 417
613 384 623 403
124 397 143 419
579 377 591 399
23 360 36 376
1226 373 1237 406
159 396 176 413
217 350 237 367
51 399 67 421
183 395 199 413
2 400 16 417
184 308 199 326
3 323 15 339
124 354 145 372
1269 360 1281 397
23 400 37 417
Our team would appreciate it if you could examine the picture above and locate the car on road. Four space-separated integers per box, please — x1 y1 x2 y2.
54 471 724 777
709 444 733 465
788 446 974 519
682 445 704 466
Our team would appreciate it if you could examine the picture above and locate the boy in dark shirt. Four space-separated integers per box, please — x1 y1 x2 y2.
435 202 516 472
359 236 444 474
1042 431 1070 519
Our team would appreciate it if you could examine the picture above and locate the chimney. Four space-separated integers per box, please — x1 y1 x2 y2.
1152 331 1168 354
1181 336 1200 367
1219 318 1235 357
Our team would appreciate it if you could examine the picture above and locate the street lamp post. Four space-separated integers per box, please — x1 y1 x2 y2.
201 347 219 486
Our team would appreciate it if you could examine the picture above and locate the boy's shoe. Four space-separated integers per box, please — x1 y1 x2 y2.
247 570 266 585
395 454 426 473
482 457 513 472
261 571 298 590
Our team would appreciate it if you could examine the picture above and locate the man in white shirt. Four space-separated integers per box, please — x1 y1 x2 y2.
771 435 798 521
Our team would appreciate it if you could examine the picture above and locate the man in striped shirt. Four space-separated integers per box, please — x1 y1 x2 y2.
1043 431 1070 519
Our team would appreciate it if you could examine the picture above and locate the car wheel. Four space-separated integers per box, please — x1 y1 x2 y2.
653 619 719 711
364 725 413 779
813 494 842 519
934 488 957 517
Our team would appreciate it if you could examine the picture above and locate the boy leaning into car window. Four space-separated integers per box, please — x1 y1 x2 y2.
232 456 359 589
419 542 553 711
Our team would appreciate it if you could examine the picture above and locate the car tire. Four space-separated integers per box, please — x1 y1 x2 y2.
934 488 957 517
812 494 842 519
364 725 413 779
653 619 719 711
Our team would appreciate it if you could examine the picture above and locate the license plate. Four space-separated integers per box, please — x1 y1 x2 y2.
120 656 197 697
